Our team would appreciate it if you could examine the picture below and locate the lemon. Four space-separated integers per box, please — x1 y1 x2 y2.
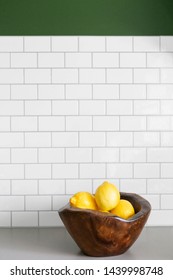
95 181 120 211
70 191 98 210
110 199 135 219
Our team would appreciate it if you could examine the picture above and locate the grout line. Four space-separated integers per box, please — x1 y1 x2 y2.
23 36 25 52
50 37 52 52
78 36 80 52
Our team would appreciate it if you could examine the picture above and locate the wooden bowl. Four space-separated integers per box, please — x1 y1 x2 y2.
58 192 151 257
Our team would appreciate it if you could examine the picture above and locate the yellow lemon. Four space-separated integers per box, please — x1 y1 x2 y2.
110 199 135 219
70 191 98 210
95 181 120 211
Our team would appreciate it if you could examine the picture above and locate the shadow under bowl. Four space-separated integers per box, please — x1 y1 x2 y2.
58 192 151 257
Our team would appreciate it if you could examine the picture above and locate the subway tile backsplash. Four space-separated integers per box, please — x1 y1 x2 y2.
0 36 173 227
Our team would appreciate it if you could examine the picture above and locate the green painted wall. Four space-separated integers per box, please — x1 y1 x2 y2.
0 0 173 35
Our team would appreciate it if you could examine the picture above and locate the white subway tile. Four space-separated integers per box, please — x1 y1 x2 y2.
38 53 64 67
161 132 173 146
161 163 173 178
25 132 51 147
80 163 105 178
107 163 133 178
66 85 92 99
107 132 133 147
0 85 10 99
93 148 119 162
162 99 173 115
134 69 159 83
120 116 146 131
0 196 24 210
134 100 160 115
52 100 78 115
39 211 58 227
0 117 10 131
52 69 78 84
0 212 11 227
120 179 146 193
147 148 173 162
79 100 105 115
0 180 10 195
25 36 50 52
12 212 38 227
0 149 10 163
26 196 51 210
25 69 51 84
0 53 10 67
39 116 65 131
143 194 160 209
39 148 64 163
147 85 173 99
120 85 146 99
1 35 173 227
147 53 173 67
79 37 105 52
80 69 105 84
66 179 92 194
11 117 37 131
52 164 78 179
147 116 173 131
25 100 51 115
0 69 23 84
0 101 23 116
52 37 78 52
38 85 64 99
148 210 173 226
66 116 92 131
120 53 146 68
39 180 65 194
66 53 91 68
53 195 71 211
80 132 105 147
25 164 51 179
120 148 146 162
11 148 37 163
93 85 119 99
93 116 119 131
107 37 132 52
107 69 132 83
0 37 23 52
0 133 24 147
134 132 160 147
52 132 78 147
161 195 173 209
161 69 173 83
107 100 133 115
93 179 120 193
147 179 173 194
134 36 160 52
12 180 38 195
161 36 173 51
11 85 37 100
93 53 119 67
11 53 37 68
134 163 160 178
66 148 92 163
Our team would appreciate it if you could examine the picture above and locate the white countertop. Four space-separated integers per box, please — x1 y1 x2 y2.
0 227 172 260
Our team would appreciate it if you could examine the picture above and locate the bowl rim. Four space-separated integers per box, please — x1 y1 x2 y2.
58 192 151 223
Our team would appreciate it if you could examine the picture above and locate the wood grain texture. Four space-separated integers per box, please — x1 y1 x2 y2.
59 192 151 257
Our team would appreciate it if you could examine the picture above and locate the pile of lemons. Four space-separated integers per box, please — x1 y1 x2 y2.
69 181 135 220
